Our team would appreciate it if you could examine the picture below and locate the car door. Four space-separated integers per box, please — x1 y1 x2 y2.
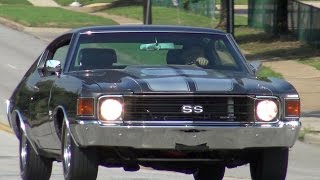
29 34 72 150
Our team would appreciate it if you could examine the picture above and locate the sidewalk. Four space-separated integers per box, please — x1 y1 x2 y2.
26 0 59 7
63 6 142 25
301 1 320 8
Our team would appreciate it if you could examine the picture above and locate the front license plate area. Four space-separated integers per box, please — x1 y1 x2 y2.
175 143 209 151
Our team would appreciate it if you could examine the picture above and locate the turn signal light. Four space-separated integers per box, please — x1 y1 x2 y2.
77 98 94 116
286 100 300 117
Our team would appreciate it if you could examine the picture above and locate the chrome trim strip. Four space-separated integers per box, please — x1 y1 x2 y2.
76 120 279 127
97 95 124 122
123 94 256 98
137 158 221 162
286 94 299 98
226 34 252 74
254 96 281 123
79 30 226 36
6 99 11 117
14 110 40 155
55 106 80 147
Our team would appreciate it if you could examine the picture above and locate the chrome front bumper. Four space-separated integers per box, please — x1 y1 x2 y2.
69 121 301 150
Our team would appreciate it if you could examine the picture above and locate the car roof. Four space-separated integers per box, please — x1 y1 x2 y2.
65 25 226 35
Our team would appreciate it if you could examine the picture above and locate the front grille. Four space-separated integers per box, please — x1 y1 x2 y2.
123 95 255 122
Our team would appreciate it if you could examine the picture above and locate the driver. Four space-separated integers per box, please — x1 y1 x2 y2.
180 46 209 67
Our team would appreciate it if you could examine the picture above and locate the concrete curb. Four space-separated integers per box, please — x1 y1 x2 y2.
65 4 110 13
304 133 320 145
0 17 24 32
26 0 60 7
300 117 320 131
0 122 13 134
0 17 69 42
83 3 111 13
24 27 70 42
64 4 142 25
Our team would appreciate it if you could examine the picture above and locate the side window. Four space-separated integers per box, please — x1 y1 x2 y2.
214 40 237 67
52 45 69 68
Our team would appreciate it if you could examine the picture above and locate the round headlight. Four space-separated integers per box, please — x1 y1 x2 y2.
256 100 278 121
100 99 123 121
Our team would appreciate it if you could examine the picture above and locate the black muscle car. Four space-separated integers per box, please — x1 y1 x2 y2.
7 25 301 180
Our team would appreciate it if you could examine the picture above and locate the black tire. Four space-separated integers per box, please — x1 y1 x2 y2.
250 148 289 180
19 131 53 180
62 123 98 180
193 165 225 180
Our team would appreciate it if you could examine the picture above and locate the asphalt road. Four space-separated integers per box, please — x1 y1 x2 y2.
0 24 319 180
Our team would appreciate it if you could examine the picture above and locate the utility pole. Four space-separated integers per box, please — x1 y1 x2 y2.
143 0 152 24
226 0 234 36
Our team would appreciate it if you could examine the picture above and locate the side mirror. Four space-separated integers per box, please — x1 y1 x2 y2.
249 61 262 75
45 60 61 76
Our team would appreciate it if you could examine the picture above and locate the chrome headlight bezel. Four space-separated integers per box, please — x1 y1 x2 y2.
98 95 124 122
254 97 280 122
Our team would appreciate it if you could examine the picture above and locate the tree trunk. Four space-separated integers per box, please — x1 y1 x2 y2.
275 0 288 35
216 0 227 29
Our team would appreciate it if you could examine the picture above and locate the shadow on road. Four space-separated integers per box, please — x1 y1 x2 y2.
301 111 320 118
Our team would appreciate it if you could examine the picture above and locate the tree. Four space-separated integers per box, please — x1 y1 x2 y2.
216 0 227 29
275 0 288 35
248 0 289 35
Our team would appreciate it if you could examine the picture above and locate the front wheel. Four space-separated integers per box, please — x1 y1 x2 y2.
19 131 53 180
250 148 289 180
193 165 225 180
62 123 98 180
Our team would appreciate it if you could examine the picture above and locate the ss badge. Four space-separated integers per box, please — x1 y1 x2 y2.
182 105 204 114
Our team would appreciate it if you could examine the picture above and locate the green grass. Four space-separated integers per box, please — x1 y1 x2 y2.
106 6 247 28
0 0 31 5
235 25 320 72
54 0 115 6
216 0 248 5
0 5 118 28
298 127 319 141
107 6 217 28
299 58 320 70
257 66 283 78
54 0 248 6
234 0 248 5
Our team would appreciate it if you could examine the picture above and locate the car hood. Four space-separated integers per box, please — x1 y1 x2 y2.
74 66 297 95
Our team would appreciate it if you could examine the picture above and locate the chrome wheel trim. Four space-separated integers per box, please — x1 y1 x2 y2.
63 129 72 175
20 133 27 171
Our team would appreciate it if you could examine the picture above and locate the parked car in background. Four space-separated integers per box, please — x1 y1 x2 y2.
7 25 301 180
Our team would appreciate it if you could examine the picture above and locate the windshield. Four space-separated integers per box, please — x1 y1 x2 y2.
69 32 248 73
